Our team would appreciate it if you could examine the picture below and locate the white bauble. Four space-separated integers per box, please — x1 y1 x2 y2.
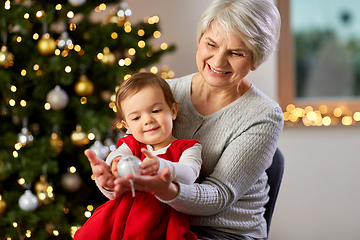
18 190 38 211
90 140 109 159
46 86 69 110
61 172 82 192
116 154 142 178
68 0 86 6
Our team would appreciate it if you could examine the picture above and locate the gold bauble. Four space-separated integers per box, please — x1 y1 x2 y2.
37 34 56 55
50 133 63 153
0 195 7 214
71 125 90 146
101 51 116 66
35 175 53 204
0 46 14 68
74 75 94 96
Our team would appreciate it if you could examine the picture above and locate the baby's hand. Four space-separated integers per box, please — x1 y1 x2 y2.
110 156 121 178
140 148 160 175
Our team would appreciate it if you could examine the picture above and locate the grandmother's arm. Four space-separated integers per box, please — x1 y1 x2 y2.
157 108 283 216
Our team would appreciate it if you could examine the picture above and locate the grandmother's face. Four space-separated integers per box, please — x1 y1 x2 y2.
196 21 254 89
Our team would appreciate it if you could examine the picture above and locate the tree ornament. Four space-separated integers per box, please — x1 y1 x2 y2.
68 0 86 7
104 138 117 152
110 153 141 197
37 33 56 55
46 85 69 110
118 2 132 18
17 127 34 146
71 125 90 146
114 154 142 178
61 171 82 192
57 32 72 49
74 75 94 96
0 195 7 214
18 190 38 211
90 140 109 159
101 47 115 66
50 132 63 153
0 46 14 68
34 175 54 204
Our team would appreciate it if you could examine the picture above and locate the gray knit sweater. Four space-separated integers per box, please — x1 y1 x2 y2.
162 73 284 238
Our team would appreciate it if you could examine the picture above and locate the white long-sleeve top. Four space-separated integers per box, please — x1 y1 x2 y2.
98 140 202 200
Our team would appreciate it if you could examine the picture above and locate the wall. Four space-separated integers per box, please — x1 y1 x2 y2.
128 1 360 239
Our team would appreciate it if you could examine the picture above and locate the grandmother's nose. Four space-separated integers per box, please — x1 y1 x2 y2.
212 51 228 68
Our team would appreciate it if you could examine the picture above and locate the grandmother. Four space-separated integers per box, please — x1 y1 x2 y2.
88 0 283 239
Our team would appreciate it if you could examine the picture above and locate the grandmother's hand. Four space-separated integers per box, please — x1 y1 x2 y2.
114 167 179 200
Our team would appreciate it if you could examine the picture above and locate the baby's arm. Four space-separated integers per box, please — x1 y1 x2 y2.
155 143 202 185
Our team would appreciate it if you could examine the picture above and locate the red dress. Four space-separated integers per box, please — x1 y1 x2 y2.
74 135 199 240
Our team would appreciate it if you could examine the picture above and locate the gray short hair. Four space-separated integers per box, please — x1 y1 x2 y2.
197 0 281 68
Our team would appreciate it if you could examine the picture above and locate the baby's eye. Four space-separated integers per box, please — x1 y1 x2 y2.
152 109 161 113
132 116 140 121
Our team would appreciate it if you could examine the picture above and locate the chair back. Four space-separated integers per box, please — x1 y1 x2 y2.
264 148 284 235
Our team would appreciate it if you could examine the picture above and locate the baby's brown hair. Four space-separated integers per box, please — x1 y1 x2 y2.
115 72 176 122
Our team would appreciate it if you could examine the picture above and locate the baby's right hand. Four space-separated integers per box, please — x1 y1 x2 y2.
110 156 122 178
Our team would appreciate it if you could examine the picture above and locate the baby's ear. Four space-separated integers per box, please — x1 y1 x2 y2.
171 103 178 120
121 120 130 133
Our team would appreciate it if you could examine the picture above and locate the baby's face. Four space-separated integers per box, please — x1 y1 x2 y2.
121 86 177 150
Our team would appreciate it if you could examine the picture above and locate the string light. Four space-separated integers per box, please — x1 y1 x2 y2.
24 13 30 19
111 32 118 39
33 33 39 40
36 10 44 18
87 133 95 140
150 66 158 74
9 99 15 106
5 1 10 10
80 97 87 104
153 31 161 38
138 29 145 36
33 64 39 71
67 11 74 19
128 48 136 55
55 4 62 10
69 23 76 31
138 40 145 48
44 103 51 110
65 66 72 73
99 3 106 11
284 103 360 126
18 178 25 185
84 211 92 218
160 43 168 50
69 166 76 173
74 45 81 52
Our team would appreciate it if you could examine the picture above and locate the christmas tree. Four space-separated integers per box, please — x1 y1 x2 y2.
0 0 175 239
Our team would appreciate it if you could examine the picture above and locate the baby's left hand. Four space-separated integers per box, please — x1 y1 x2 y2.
140 148 160 175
